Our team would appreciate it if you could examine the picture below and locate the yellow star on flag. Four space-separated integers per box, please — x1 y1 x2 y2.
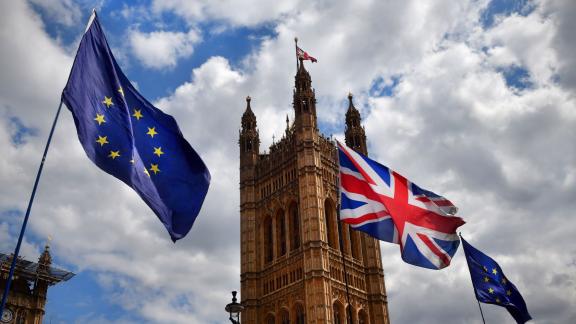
502 278 507 284
153 147 164 157
118 87 124 97
147 127 158 138
483 276 490 283
488 288 494 294
506 290 512 296
143 168 150 177
496 298 500 303
150 163 160 175
108 150 120 159
96 135 109 146
483 266 488 272
102 96 113 108
132 109 143 120
492 268 498 275
94 114 106 125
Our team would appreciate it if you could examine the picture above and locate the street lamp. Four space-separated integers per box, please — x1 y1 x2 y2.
225 291 244 324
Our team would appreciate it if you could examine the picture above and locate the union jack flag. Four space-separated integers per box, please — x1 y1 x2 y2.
338 142 465 269
296 46 317 62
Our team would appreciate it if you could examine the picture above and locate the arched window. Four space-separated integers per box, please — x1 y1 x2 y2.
295 303 305 324
264 215 273 263
276 209 286 257
266 313 276 324
290 202 301 250
333 302 344 324
324 199 339 249
359 309 369 324
280 308 290 324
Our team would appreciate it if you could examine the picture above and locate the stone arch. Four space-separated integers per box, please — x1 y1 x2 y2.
279 307 290 324
333 300 345 324
276 208 286 257
358 308 369 324
289 201 301 250
324 198 339 250
265 312 276 324
293 301 305 324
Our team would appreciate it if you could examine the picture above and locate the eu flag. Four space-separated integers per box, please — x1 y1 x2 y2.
61 12 210 242
461 237 532 323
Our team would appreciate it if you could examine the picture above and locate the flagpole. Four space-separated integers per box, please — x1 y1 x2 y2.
0 100 65 316
460 233 486 324
294 37 299 71
335 141 354 324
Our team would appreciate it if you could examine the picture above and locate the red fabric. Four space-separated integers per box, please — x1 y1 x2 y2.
296 46 317 62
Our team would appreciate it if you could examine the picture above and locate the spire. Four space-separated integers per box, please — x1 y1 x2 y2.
345 92 361 128
293 58 317 132
295 58 312 92
241 96 256 131
38 244 52 272
239 95 260 162
344 93 367 155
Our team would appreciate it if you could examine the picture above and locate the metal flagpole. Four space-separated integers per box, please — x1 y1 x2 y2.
0 100 65 316
1 9 96 317
476 300 487 324
294 37 299 71
460 233 486 324
335 141 354 324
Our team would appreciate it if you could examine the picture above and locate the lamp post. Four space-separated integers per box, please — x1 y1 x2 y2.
225 291 244 324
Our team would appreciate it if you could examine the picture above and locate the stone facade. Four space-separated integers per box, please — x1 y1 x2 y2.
239 59 390 324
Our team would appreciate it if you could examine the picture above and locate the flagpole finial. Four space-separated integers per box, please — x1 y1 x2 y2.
295 37 298 43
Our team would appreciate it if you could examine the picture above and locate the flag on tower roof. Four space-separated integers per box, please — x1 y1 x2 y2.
61 11 211 242
296 46 317 62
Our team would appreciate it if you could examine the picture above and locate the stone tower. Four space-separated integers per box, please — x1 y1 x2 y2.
0 246 74 324
239 58 390 324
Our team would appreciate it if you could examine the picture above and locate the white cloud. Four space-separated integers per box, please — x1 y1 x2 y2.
151 0 303 27
129 29 201 70
29 0 82 26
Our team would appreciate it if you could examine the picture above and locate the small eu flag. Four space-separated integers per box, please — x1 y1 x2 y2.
461 237 532 323
61 12 210 242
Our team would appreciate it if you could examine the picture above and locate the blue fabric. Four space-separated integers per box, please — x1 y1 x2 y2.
462 237 532 323
62 14 210 242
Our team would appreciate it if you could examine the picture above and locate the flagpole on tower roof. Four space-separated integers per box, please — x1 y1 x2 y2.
294 37 299 71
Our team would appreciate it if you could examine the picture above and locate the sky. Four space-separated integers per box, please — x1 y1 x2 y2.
0 0 575 323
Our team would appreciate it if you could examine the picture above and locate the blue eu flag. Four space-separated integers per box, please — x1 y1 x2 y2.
62 13 210 242
461 237 532 323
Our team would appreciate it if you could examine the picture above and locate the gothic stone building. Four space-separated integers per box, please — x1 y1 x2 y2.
239 58 391 324
0 246 74 324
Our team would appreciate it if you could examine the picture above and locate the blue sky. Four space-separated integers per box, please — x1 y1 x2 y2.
1 0 576 323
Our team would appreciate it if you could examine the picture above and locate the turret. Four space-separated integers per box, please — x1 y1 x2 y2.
239 96 260 168
293 58 317 132
34 245 52 297
344 93 367 155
